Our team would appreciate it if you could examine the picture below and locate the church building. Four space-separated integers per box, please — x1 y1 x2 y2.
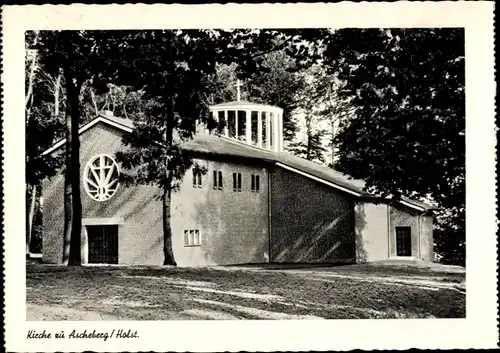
41 95 435 266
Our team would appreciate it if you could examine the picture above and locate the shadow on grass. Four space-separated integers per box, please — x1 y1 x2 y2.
26 263 466 320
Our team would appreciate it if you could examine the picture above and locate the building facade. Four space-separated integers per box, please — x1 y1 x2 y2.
42 105 435 267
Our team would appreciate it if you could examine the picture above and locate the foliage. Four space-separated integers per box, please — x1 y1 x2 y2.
111 30 222 185
288 130 328 164
434 207 465 266
111 30 230 265
322 28 465 264
111 29 324 264
25 31 65 256
25 31 65 185
243 51 307 141
287 65 354 165
287 68 329 163
210 52 307 141
205 63 239 105
25 92 65 185
207 29 326 141
25 28 467 266
306 67 355 166
35 30 126 265
210 49 322 141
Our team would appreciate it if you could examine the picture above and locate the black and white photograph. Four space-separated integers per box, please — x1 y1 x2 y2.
3 2 497 352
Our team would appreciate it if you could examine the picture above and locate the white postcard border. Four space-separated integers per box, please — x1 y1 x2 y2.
2 2 497 351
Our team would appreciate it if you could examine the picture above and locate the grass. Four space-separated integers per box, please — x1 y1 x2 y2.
26 263 465 320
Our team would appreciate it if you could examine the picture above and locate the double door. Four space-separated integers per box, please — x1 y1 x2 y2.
87 225 118 264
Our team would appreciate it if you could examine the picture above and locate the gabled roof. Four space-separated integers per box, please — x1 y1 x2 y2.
42 114 436 211
41 113 134 156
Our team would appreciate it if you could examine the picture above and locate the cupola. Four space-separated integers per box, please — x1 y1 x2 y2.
207 80 284 152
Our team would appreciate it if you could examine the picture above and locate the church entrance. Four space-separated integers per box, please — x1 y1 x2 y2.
395 226 412 257
87 225 119 264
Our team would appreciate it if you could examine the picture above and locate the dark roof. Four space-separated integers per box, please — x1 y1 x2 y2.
52 114 437 211
181 133 435 211
182 133 367 194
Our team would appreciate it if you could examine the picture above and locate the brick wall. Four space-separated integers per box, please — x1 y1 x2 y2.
41 172 64 263
42 122 164 265
171 158 269 266
270 166 356 263
42 120 432 266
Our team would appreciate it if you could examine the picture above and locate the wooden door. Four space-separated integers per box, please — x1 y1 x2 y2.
395 226 412 257
87 225 118 264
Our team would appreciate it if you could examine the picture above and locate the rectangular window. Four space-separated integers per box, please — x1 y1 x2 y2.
251 174 260 192
193 171 202 188
213 170 223 190
233 172 242 192
184 229 201 247
396 227 412 256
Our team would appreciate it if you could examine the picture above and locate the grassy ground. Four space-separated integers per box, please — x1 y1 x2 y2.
26 263 465 320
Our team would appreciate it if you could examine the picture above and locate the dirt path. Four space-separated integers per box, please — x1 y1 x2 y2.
27 304 120 321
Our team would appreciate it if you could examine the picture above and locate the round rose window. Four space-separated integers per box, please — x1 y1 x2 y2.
83 154 120 201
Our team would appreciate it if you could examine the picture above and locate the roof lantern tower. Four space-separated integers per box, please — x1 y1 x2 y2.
208 79 284 152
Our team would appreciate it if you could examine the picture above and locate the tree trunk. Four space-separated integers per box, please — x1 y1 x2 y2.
331 120 335 166
68 81 83 266
162 185 176 265
61 35 82 266
26 187 30 258
25 31 39 114
26 184 37 256
62 83 73 265
162 97 177 266
305 114 312 160
54 72 62 117
90 88 98 115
